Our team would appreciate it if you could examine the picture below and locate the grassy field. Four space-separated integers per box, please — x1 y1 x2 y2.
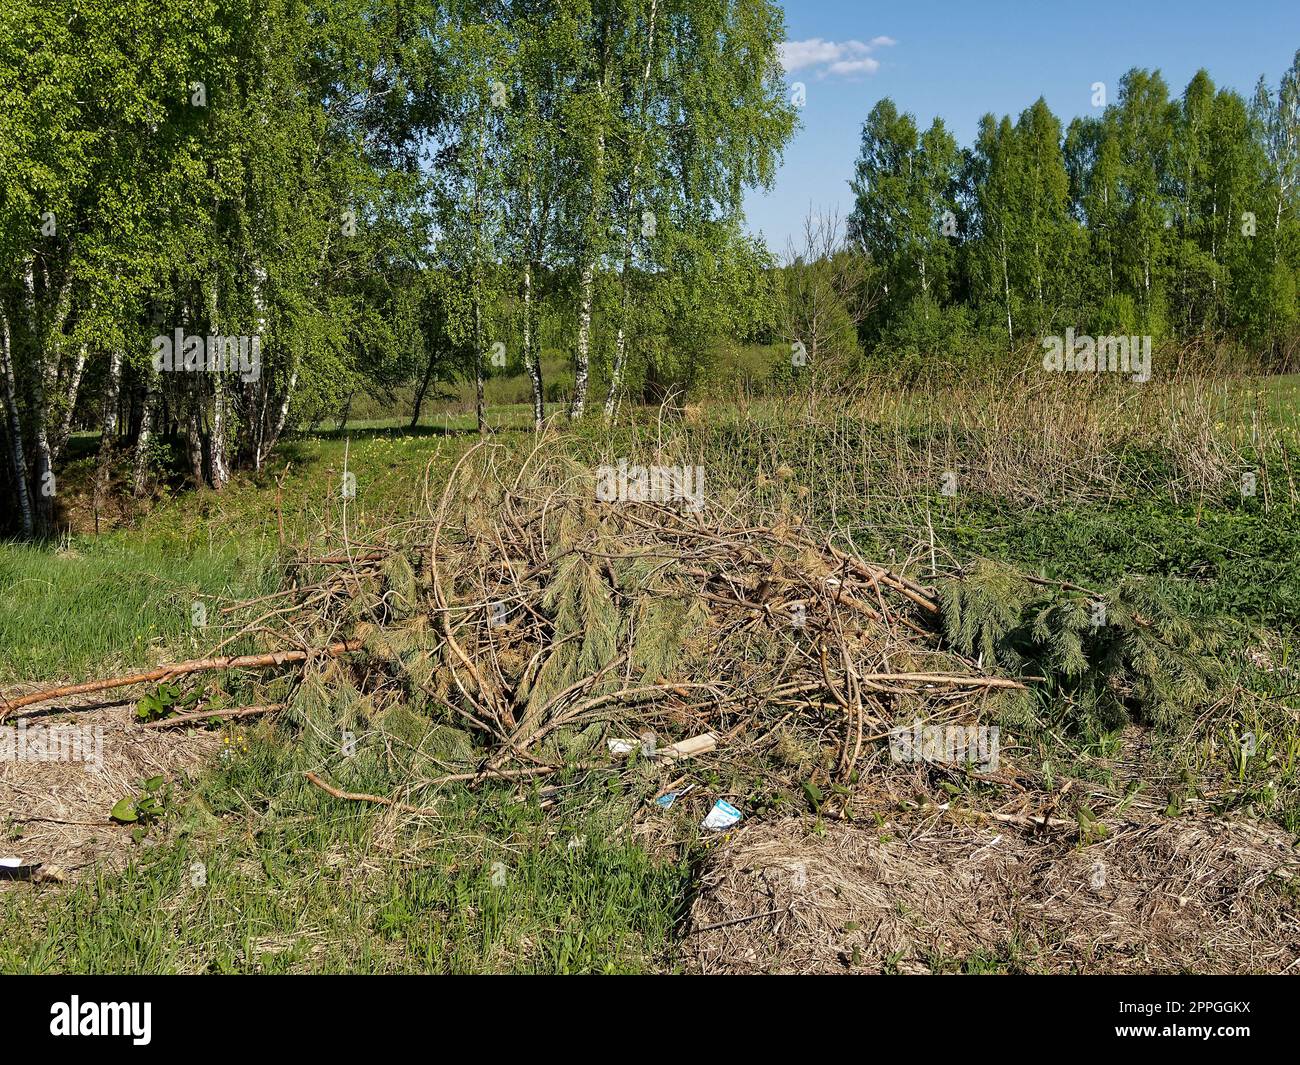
1 752 690 973
3 371 1299 972
3 404 703 973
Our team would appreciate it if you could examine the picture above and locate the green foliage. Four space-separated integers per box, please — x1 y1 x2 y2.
849 101 961 322
938 560 1033 672
512 499 705 725
871 299 1001 382
380 553 418 622
135 681 200 723
521 542 621 725
941 483 1300 633
110 775 170 843
847 54 1300 367
629 592 708 684
940 564 1229 734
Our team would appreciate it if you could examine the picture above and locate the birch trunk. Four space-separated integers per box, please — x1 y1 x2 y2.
27 260 65 535
570 60 609 421
30 404 55 534
603 0 659 421
51 342 87 462
473 293 485 437
257 368 297 467
570 260 594 418
132 366 158 496
523 258 544 430
92 348 123 518
210 374 230 489
0 306 34 536
411 348 435 429
249 261 269 471
205 280 230 489
604 324 626 420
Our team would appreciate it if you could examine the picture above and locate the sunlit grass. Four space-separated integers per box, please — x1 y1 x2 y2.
0 731 691 974
0 538 273 685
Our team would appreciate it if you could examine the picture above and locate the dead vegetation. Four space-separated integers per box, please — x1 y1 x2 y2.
722 370 1294 519
2 432 1028 876
1 699 221 885
689 816 1300 974
245 434 1029 808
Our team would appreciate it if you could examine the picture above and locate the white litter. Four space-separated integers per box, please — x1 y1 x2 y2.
701 799 743 831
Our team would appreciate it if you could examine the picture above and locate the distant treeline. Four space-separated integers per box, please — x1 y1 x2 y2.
839 62 1300 371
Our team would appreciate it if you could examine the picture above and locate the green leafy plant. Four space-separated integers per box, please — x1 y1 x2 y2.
135 681 200 722
802 778 824 814
1075 805 1109 844
110 776 170 841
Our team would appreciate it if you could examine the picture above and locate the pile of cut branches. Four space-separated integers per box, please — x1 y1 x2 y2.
272 439 1026 805
4 437 1030 814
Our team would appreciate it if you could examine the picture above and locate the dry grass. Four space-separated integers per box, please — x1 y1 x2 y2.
689 814 1300 974
721 367 1291 519
1 698 221 884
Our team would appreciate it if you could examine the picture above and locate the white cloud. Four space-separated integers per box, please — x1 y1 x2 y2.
778 36 895 79
778 39 847 71
827 58 880 77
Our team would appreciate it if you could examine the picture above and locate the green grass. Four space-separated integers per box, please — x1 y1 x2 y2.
0 538 274 685
0 424 477 685
1260 373 1300 430
0 729 693 973
928 490 1300 632
4 378 1299 972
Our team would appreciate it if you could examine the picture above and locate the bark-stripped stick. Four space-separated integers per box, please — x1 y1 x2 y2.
0 641 361 719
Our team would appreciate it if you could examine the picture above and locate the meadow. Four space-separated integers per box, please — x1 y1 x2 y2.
3 365 1297 974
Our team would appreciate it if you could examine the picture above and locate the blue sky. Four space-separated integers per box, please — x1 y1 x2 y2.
745 0 1300 253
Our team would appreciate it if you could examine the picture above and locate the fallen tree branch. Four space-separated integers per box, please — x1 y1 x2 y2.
856 672 1026 690
692 907 788 934
139 703 285 730
440 761 606 786
0 641 362 719
923 801 1075 829
304 770 441 816
291 552 389 566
